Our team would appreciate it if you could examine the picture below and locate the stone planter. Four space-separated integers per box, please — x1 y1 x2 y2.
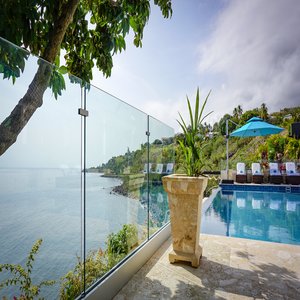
162 174 208 267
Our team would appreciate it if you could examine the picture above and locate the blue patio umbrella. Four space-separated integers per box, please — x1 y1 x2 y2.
230 117 284 137
225 117 284 178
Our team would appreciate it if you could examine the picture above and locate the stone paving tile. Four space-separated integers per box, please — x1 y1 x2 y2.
114 234 300 300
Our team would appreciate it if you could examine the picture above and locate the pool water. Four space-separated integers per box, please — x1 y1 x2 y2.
201 189 300 245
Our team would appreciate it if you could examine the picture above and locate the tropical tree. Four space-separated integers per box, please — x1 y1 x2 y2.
292 110 300 122
232 105 243 120
212 121 219 133
0 0 172 155
237 105 243 119
240 108 259 124
233 107 238 119
284 138 300 160
218 114 234 135
260 103 268 120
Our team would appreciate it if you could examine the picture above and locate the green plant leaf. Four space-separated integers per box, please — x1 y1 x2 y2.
177 87 213 176
58 65 68 74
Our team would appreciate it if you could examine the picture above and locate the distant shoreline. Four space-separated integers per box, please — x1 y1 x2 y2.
101 174 121 178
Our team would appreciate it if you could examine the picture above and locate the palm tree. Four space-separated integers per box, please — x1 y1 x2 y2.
233 107 239 119
233 105 243 120
260 103 268 120
237 105 243 118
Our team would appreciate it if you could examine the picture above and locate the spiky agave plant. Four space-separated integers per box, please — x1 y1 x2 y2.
177 88 212 176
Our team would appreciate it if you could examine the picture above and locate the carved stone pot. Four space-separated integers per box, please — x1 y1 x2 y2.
162 174 208 267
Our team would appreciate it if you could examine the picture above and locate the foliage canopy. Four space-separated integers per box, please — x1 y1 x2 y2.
0 0 172 81
0 0 172 156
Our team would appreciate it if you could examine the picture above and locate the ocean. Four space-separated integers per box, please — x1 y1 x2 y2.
0 168 148 299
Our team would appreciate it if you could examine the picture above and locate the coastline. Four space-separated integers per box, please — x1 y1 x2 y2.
103 173 146 200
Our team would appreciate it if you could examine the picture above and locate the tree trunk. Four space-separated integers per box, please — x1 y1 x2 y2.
0 0 80 156
0 63 52 155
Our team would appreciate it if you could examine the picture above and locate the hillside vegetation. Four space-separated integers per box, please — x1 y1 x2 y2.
198 105 300 171
95 105 300 175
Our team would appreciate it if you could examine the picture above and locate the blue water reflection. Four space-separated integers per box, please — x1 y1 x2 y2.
201 190 300 245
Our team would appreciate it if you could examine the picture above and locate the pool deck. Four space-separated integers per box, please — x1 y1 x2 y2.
114 234 300 299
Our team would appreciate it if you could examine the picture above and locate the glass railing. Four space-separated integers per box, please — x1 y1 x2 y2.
0 37 174 299
148 116 174 236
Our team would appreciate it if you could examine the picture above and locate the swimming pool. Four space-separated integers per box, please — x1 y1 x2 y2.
201 188 300 245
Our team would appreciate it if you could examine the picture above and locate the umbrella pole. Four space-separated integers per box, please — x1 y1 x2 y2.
226 119 229 179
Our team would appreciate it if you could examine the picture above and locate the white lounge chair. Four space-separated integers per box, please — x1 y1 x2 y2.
236 162 247 183
285 162 300 185
252 163 263 184
143 163 152 174
155 163 163 174
166 163 174 174
269 162 283 184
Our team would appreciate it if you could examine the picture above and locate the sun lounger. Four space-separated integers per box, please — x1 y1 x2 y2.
252 163 263 184
166 163 174 174
236 162 247 183
143 163 152 174
285 162 300 185
269 162 283 184
155 163 163 174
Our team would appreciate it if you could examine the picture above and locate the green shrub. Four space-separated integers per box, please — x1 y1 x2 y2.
60 224 138 299
107 224 138 256
59 250 108 300
0 239 55 300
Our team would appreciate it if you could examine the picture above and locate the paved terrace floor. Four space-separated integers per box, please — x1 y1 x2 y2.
114 234 300 299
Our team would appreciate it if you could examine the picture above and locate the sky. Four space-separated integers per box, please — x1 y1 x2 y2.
1 0 300 168
91 0 300 132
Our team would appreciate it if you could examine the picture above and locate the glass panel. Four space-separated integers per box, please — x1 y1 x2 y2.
0 38 82 298
84 85 148 290
0 37 176 298
148 116 175 236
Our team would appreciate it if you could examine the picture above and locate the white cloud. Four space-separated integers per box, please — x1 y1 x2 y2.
91 45 194 133
143 96 185 130
91 0 300 135
198 0 300 116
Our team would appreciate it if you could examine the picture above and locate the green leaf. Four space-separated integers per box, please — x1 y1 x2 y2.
129 17 138 32
199 90 212 124
187 96 194 132
122 18 130 36
177 87 213 176
177 113 188 134
58 66 68 74
54 55 60 66
194 87 200 132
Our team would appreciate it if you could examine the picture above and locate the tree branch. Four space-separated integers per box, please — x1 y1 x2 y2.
0 0 80 156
